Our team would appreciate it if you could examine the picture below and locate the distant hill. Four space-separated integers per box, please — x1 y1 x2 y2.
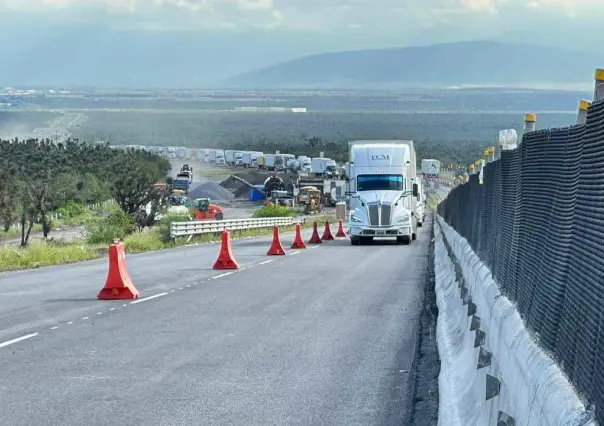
223 41 603 89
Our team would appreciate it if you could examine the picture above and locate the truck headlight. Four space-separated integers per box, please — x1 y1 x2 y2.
396 213 410 223
350 215 363 224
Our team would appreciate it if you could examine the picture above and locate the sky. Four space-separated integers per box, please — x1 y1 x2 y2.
0 0 602 87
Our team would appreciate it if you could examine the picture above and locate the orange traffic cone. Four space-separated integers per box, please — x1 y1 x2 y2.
335 219 346 237
291 223 307 249
213 230 240 269
321 220 334 240
308 221 322 244
267 225 286 255
97 240 140 299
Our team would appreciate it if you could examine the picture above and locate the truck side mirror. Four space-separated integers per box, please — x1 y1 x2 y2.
412 183 418 197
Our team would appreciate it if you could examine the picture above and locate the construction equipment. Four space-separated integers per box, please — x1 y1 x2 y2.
304 187 322 214
269 190 295 207
297 185 318 205
192 198 224 220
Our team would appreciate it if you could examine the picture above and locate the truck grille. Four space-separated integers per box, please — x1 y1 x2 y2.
368 205 379 225
367 204 392 226
380 205 392 225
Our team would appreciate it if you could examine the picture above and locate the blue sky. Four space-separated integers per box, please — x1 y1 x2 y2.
1 0 602 87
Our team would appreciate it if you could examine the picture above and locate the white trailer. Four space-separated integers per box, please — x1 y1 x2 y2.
347 140 419 245
421 159 440 178
311 158 329 176
225 150 236 165
263 154 276 170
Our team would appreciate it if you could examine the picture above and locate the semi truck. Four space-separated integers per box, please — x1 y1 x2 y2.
346 140 419 245
421 159 440 178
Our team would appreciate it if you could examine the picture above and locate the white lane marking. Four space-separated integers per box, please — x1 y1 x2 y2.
122 304 128 307
0 333 38 349
212 272 234 279
171 289 176 292
179 287 183 290
288 251 300 256
97 312 102 315
82 317 89 320
186 285 191 288
258 260 274 265
310 245 320 249
130 292 168 304
67 322 73 325
51 327 58 330
109 308 116 311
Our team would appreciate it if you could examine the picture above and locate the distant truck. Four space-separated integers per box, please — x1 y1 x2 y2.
172 172 192 193
311 157 338 178
421 159 440 178
346 140 418 245
242 151 263 168
225 150 243 166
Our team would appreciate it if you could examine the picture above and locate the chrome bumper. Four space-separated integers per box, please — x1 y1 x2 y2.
349 225 411 237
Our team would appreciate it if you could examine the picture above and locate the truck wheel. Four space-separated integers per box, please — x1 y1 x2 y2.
350 236 360 245
397 236 411 245
417 222 423 227
412 233 417 240
215 213 224 220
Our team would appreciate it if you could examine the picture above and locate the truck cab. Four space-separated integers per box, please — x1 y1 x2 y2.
347 140 418 245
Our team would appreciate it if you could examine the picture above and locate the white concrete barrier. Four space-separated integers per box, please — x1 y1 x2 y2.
434 215 597 426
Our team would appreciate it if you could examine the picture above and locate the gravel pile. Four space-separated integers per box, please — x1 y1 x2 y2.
188 182 234 201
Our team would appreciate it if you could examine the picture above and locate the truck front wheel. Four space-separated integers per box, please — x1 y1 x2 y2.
412 233 417 240
350 236 360 245
397 236 411 245
215 213 224 220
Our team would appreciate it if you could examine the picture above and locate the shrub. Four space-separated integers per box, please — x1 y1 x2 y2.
85 209 137 245
0 240 98 272
56 200 87 218
253 204 297 218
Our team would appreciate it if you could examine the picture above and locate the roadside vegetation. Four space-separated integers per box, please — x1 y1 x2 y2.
0 138 171 246
0 213 337 272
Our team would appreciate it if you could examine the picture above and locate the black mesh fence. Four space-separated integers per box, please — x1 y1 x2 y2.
437 100 604 423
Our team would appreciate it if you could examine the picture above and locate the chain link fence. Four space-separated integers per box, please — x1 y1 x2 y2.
438 99 604 423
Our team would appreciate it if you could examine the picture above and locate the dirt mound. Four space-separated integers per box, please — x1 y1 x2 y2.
188 182 234 201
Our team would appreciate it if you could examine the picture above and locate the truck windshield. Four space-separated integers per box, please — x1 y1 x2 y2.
357 175 404 191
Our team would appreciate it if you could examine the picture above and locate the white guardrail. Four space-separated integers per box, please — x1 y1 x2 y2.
170 217 303 239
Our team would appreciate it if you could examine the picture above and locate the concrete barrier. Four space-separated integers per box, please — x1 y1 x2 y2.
434 215 597 426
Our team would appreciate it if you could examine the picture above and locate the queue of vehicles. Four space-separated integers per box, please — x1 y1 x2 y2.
198 148 343 178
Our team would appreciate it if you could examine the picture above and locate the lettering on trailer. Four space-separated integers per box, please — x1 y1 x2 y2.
371 154 390 160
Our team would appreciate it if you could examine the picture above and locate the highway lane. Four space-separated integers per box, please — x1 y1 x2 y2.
0 231 300 342
0 215 432 426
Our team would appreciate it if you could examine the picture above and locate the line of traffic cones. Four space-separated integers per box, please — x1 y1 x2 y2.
95 220 349 299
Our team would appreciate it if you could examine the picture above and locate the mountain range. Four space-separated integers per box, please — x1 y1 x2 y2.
223 41 603 90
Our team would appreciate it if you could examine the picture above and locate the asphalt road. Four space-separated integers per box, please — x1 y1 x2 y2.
0 217 432 426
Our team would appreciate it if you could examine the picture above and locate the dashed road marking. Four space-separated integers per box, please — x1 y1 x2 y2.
212 272 234 279
258 260 274 265
130 292 168 304
51 327 58 330
82 317 89 320
0 333 38 349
